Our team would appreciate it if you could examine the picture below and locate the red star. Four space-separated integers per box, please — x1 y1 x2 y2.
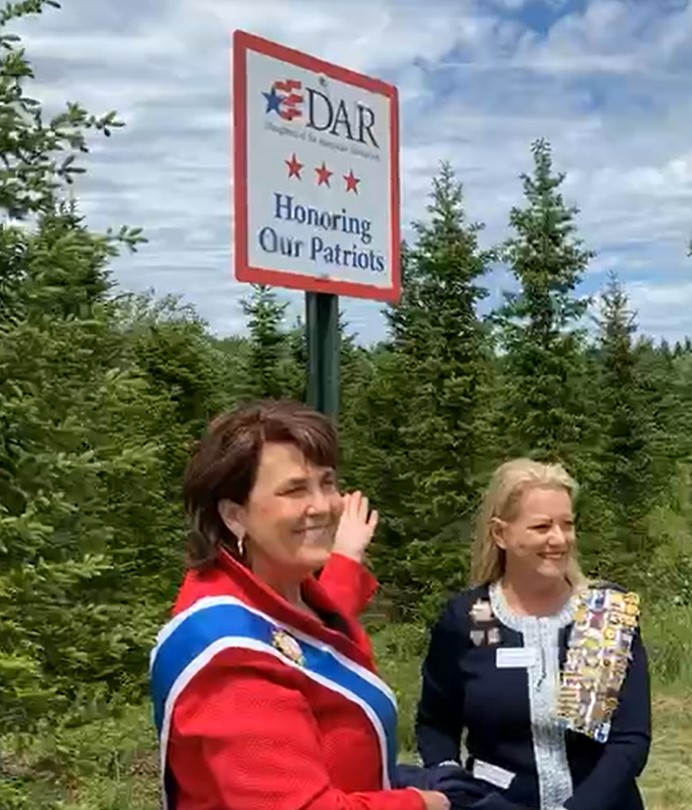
344 169 360 194
285 153 303 179
315 161 333 187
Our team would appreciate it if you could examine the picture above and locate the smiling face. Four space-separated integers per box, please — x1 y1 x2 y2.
221 441 343 583
493 485 575 584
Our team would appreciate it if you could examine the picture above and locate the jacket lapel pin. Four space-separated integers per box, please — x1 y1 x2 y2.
272 628 305 666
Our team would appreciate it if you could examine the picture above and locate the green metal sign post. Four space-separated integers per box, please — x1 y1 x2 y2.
306 291 340 418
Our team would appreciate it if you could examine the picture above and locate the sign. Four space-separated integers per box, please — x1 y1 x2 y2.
232 30 400 302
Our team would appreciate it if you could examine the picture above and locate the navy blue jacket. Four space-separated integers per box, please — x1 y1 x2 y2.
415 583 651 810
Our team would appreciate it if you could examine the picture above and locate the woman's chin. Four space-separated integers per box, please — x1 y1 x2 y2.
535 558 568 580
291 543 333 575
307 545 333 569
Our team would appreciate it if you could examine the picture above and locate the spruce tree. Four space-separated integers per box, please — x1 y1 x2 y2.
0 0 166 742
495 138 593 468
382 162 494 616
241 284 295 399
595 273 656 566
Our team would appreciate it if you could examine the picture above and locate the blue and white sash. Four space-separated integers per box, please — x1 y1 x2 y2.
149 596 398 809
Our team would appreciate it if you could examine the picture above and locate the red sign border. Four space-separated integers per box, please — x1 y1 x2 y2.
232 29 401 303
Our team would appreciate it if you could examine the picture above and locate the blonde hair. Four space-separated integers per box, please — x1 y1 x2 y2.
470 458 587 589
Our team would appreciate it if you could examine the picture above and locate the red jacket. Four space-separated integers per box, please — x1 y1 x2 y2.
149 550 424 810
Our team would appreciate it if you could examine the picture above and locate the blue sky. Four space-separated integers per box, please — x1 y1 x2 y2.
12 0 692 344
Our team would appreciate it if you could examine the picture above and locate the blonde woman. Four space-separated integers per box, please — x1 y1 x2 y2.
415 459 651 810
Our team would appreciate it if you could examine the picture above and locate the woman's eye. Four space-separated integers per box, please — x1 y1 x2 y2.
283 486 305 496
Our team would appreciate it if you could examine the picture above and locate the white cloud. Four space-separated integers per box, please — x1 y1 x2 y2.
8 0 692 343
626 280 692 343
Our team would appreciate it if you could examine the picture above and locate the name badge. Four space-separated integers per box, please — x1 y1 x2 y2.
496 646 537 669
472 758 515 789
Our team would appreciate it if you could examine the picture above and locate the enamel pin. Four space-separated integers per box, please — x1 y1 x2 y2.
469 598 502 646
470 599 494 624
271 628 305 666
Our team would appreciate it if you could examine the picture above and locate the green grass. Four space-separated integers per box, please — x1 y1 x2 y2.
0 705 159 810
637 603 692 809
642 689 692 810
1 607 691 809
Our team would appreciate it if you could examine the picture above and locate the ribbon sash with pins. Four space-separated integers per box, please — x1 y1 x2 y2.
556 587 640 743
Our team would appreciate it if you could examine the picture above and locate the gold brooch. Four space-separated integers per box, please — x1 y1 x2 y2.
271 628 305 666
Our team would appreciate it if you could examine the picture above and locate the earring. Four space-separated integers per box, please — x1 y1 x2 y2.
236 528 245 557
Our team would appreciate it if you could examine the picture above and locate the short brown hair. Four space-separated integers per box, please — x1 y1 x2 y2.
182 399 338 569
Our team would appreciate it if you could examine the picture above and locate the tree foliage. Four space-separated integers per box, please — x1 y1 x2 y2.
592 274 657 570
495 138 593 468
375 163 495 617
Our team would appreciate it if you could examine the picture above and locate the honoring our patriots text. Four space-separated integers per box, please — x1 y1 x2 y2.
256 192 386 273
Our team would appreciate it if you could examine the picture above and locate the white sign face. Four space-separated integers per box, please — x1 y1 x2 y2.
233 30 400 302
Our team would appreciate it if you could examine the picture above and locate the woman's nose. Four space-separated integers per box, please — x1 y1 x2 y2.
548 525 566 545
305 487 331 515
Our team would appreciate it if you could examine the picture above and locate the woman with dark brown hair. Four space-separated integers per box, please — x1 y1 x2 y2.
149 399 455 810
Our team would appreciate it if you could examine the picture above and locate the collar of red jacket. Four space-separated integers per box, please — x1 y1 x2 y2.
173 549 340 636
216 547 336 621
173 547 373 664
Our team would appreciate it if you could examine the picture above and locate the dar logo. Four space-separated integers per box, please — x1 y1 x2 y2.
262 79 303 121
262 75 379 148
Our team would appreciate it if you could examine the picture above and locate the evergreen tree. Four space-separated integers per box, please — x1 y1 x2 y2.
286 314 309 402
381 163 494 617
495 138 593 468
0 0 165 741
241 284 296 399
594 273 656 568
